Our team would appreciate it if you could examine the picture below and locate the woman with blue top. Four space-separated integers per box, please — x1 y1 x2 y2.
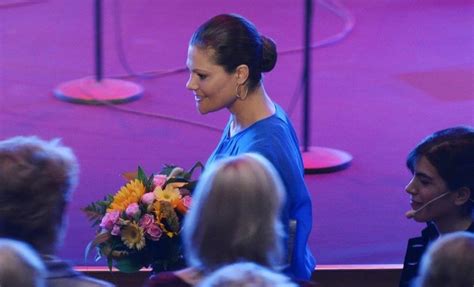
185 13 315 280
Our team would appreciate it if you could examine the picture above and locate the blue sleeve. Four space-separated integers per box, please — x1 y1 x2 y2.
242 126 315 279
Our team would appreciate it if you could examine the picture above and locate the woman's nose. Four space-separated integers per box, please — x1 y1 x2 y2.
186 75 197 91
405 177 416 194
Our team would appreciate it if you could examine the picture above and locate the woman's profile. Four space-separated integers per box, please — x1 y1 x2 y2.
185 13 315 279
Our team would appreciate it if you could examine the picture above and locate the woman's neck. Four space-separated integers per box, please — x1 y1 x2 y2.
229 85 275 136
434 214 473 234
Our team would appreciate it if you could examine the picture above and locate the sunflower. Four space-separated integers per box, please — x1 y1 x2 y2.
154 182 182 207
152 199 161 219
108 179 146 212
121 222 145 250
156 201 180 237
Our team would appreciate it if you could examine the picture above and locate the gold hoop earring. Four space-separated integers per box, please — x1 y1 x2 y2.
236 84 249 101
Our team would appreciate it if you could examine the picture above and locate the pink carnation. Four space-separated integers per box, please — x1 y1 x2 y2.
146 224 163 241
100 211 120 230
141 192 155 205
125 203 140 217
139 214 155 229
111 225 121 236
182 195 192 208
153 174 167 188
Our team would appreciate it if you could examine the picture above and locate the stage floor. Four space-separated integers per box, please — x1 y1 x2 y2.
0 0 473 266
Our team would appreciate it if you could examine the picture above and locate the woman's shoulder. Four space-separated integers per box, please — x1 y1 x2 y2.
248 115 293 140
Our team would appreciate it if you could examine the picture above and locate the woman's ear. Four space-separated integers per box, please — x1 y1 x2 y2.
453 186 471 206
235 65 249 85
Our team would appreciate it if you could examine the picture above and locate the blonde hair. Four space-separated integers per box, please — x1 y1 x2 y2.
183 153 285 273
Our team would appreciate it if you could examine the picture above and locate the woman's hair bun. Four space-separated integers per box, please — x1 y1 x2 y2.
260 35 277 72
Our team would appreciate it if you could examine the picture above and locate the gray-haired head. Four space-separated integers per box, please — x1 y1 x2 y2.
197 262 297 287
415 231 474 287
183 153 286 273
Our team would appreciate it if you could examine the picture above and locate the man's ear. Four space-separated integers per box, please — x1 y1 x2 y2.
453 186 471 206
235 64 249 85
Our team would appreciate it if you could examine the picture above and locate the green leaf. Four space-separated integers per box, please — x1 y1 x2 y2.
107 257 113 272
165 177 189 184
185 181 197 192
84 240 94 264
137 166 156 191
82 200 110 227
137 166 148 183
160 164 176 176
145 173 155 191
185 161 204 180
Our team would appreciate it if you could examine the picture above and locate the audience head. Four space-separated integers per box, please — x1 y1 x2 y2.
189 13 277 92
0 238 46 287
405 126 474 221
415 231 474 287
183 153 285 273
197 262 297 287
0 136 79 253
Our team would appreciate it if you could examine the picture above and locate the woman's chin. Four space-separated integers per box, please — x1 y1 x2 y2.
195 103 207 114
413 216 426 223
197 107 210 115
197 103 219 115
413 213 431 223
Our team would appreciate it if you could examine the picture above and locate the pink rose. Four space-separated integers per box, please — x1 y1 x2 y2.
141 192 155 205
111 225 121 236
139 214 155 229
146 224 163 241
125 203 140 217
182 195 192 208
100 211 120 230
153 174 167 188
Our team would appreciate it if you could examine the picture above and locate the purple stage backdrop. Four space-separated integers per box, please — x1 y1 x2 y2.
0 0 472 266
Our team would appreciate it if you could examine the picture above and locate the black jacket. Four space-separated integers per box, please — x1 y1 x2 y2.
399 221 474 287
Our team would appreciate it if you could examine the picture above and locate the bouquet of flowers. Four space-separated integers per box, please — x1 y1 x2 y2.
83 162 202 273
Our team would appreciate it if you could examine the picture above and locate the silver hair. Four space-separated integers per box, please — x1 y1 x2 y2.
183 153 286 273
415 231 474 287
197 262 298 287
